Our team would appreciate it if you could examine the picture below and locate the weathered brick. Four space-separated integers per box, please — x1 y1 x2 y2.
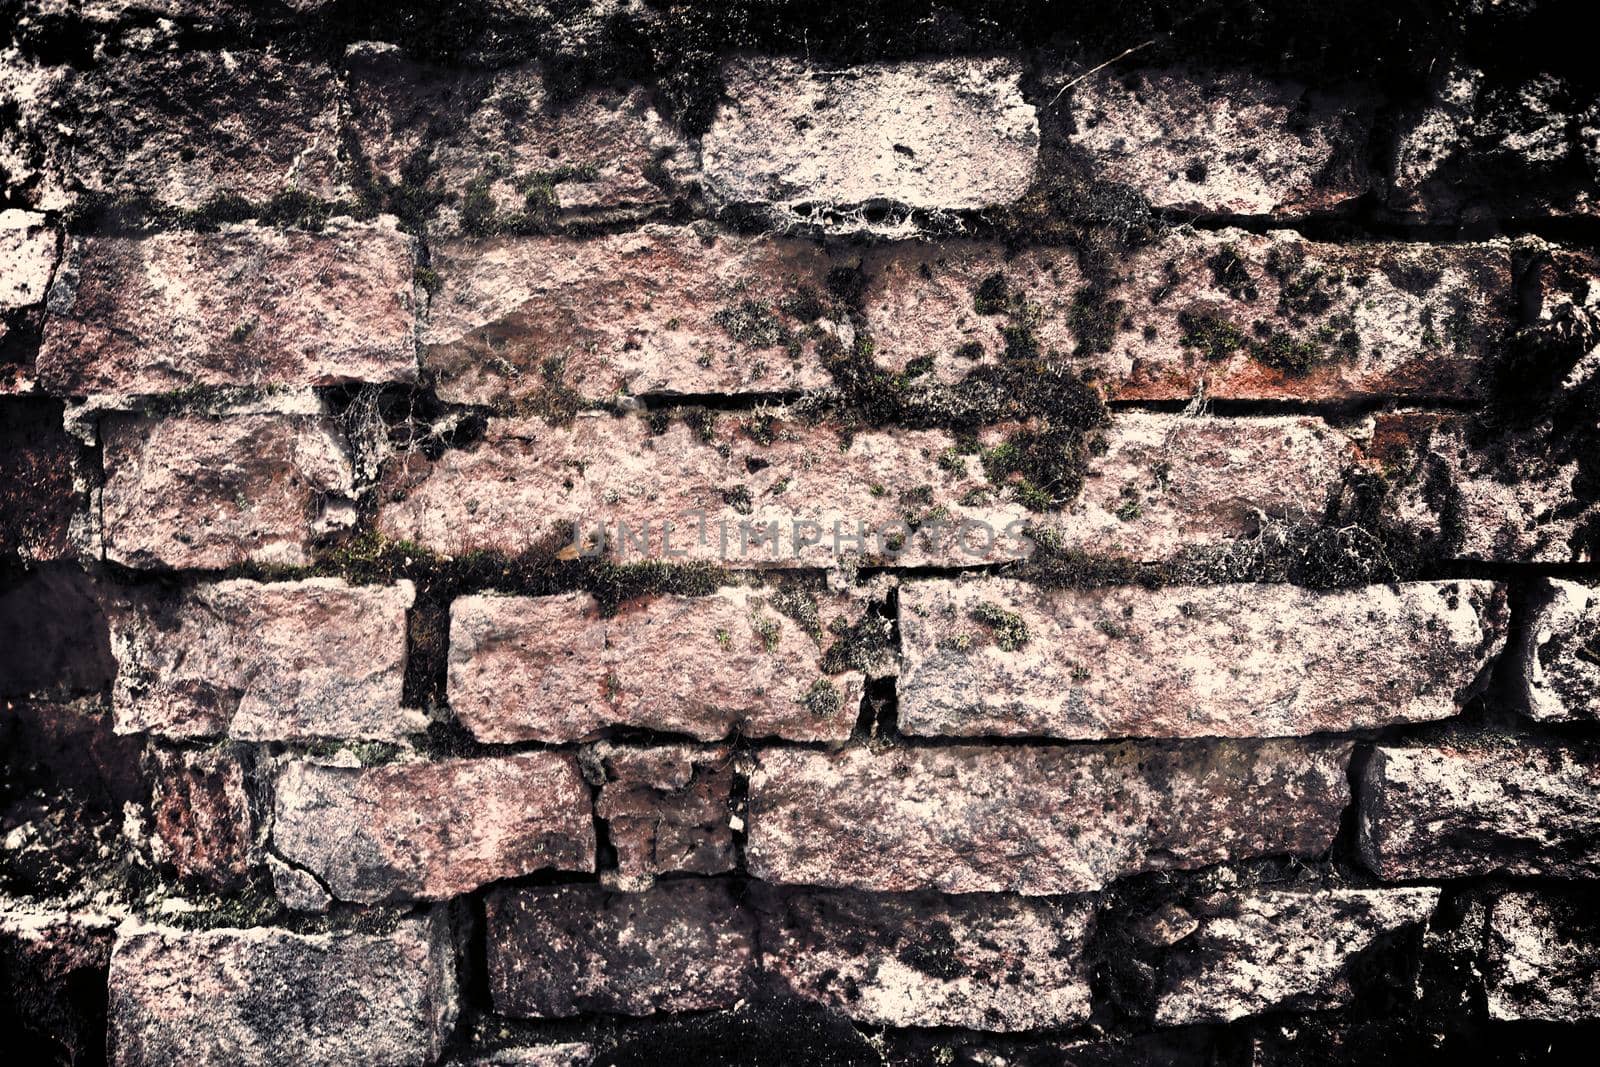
100 413 356 569
1485 890 1600 1022
422 227 838 406
107 916 458 1067
272 754 595 903
0 399 78 562
1389 64 1598 222
377 412 1355 566
756 886 1095 1031
594 744 737 891
148 746 256 890
38 221 417 396
349 49 694 230
1151 888 1440 1025
2 51 345 213
1068 66 1374 217
1369 413 1599 564
449 586 867 744
746 740 1352 894
108 578 417 741
486 880 754 1018
703 56 1038 230
1 210 57 391
898 578 1506 739
858 230 1510 402
1359 739 1600 880
0 908 116 1066
1515 579 1600 722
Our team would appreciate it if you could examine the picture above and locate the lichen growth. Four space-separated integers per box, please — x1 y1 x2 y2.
969 601 1029 651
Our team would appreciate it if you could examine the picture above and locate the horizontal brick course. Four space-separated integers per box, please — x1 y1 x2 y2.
448 586 869 743
39 221 417 395
272 754 595 903
746 740 1352 894
898 578 1505 739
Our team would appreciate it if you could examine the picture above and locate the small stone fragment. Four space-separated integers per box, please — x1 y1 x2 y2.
594 744 737 891
1513 578 1600 721
148 746 256 890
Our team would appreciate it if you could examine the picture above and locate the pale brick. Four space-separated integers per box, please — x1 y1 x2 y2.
377 412 1355 566
0 209 57 391
1152 888 1440 1025
703 56 1038 231
757 887 1095 1031
1515 578 1600 722
1359 740 1600 880
746 740 1352 894
858 230 1510 402
422 227 838 405
39 221 417 395
449 586 867 744
594 744 737 892
349 50 694 229
272 754 595 903
486 881 754 1018
898 578 1505 739
107 916 457 1067
108 578 417 741
1068 66 1375 216
1486 891 1600 1022
100 413 356 569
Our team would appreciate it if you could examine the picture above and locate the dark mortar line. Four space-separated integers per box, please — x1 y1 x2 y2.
633 390 811 412
1105 395 1484 418
1169 210 1600 249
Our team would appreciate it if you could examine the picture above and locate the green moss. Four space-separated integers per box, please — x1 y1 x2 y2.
1178 310 1247 360
714 298 789 348
802 678 842 717
819 609 894 675
751 613 782 652
413 266 444 296
973 272 1011 315
970 601 1029 651
1207 244 1259 301
1066 286 1125 356
1250 331 1324 374
770 586 824 643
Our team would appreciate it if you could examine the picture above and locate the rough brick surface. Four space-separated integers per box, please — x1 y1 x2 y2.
108 578 417 741
593 744 737 891
1514 578 1600 721
1359 740 1600 880
703 56 1038 230
272 754 596 903
421 227 838 405
486 881 754 1018
1486 891 1600 1022
0 400 78 562
100 413 356 569
148 746 256 890
746 741 1352 894
898 579 1505 739
0 210 57 390
350 50 694 230
449 586 867 743
0 908 116 1066
378 412 1356 565
758 887 1095 1031
1151 888 1440 1025
858 231 1510 403
1068 67 1373 216
2 51 345 212
39 221 417 395
107 916 458 1067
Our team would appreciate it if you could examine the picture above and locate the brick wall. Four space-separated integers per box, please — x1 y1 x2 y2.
3 2 1599 1065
